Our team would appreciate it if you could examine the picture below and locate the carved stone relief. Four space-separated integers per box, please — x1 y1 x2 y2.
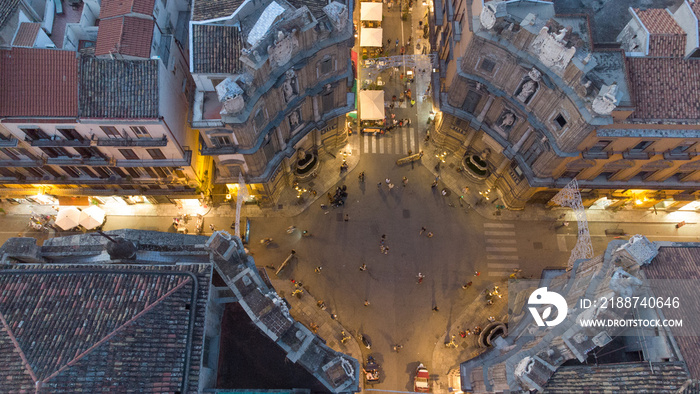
480 3 497 30
282 70 299 103
494 110 517 137
268 30 299 68
288 108 302 131
592 83 619 116
514 78 538 104
530 26 576 73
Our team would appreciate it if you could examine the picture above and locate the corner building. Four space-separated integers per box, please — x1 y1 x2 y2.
430 0 700 210
189 0 354 205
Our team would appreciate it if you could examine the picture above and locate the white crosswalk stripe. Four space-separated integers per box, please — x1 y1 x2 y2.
360 127 420 155
483 221 520 277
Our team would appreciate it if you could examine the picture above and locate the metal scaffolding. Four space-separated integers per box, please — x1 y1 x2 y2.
551 178 594 270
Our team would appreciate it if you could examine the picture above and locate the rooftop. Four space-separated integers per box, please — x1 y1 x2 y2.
0 0 20 30
100 0 156 19
0 263 210 392
192 24 243 74
644 246 700 380
95 16 154 58
634 8 686 57
0 48 78 118
192 0 245 21
12 22 40 47
625 57 700 121
79 56 159 119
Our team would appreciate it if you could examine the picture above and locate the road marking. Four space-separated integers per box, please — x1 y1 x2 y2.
489 271 513 277
402 130 408 154
557 234 568 252
379 136 384 154
487 255 519 260
484 231 516 236
483 223 515 228
409 127 415 152
488 262 520 268
485 238 516 244
485 246 518 252
371 134 377 153
363 134 369 152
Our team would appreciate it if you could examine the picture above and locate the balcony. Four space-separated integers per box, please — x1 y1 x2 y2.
622 149 652 160
44 155 114 166
581 149 611 160
28 138 91 147
0 159 43 167
115 149 192 167
97 136 168 147
663 151 694 161
201 145 238 155
0 136 18 147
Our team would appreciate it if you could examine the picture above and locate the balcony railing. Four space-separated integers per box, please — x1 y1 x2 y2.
622 149 652 160
0 159 43 167
27 138 91 147
0 136 18 147
44 155 114 166
663 151 693 161
115 149 192 167
581 149 611 160
97 136 168 147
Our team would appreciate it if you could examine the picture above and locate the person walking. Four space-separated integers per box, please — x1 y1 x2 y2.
344 214 349 222
402 177 408 186
359 263 367 271
417 272 425 284
420 226 427 235
385 178 391 184
427 232 433 238
315 266 322 274
388 183 395 190
432 306 439 312
462 281 473 289
364 300 371 307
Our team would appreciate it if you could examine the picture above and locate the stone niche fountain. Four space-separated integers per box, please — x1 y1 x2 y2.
478 322 508 348
462 151 490 181
294 148 319 182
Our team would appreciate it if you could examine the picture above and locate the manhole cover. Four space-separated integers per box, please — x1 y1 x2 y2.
403 209 410 218
533 242 543 250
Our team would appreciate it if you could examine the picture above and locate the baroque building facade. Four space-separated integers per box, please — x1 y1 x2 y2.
430 0 700 210
189 0 354 205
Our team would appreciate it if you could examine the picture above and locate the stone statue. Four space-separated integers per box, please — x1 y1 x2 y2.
499 112 515 128
283 79 294 102
517 80 537 103
289 110 300 129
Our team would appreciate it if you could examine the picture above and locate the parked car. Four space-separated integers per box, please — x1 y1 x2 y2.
414 363 430 392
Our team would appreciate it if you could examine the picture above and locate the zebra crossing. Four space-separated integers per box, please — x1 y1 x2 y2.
483 222 521 277
360 127 421 155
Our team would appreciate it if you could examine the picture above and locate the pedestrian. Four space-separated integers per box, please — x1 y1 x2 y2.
395 39 399 47
383 246 389 255
364 300 370 307
410 99 415 107
360 263 367 271
331 314 338 320
381 234 386 240
386 178 391 184
402 176 408 186
380 244 386 253
291 279 296 284
474 271 481 276
388 183 395 190
315 266 322 274
378 182 382 188
462 281 472 289
420 226 426 235
432 306 439 312
344 214 349 222
427 232 433 238
209 224 215 231
441 189 448 196
387 38 391 45
417 272 424 284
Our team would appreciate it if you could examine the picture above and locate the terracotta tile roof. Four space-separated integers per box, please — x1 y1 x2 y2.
78 56 159 119
0 48 78 117
644 246 700 379
287 0 326 18
0 263 210 392
12 22 40 47
95 16 154 58
99 0 155 19
543 362 689 393
635 8 684 34
648 34 687 57
626 58 700 120
192 0 244 21
0 0 20 30
692 1 700 20
192 24 242 74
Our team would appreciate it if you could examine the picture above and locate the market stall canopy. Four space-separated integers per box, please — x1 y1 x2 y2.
360 27 383 47
360 2 382 21
359 90 385 120
79 205 106 230
55 207 81 230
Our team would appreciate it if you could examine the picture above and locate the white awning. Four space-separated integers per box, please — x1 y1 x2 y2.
79 205 106 230
360 27 383 47
360 2 382 21
359 90 385 120
55 206 81 230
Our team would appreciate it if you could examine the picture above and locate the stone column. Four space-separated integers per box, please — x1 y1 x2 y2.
512 127 533 153
476 95 495 122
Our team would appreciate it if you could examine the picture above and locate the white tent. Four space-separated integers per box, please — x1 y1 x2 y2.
360 2 382 21
360 27 383 47
55 207 81 230
79 205 106 230
359 90 385 120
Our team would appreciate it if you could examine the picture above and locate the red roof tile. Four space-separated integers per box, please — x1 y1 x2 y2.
99 0 155 19
95 16 154 58
0 48 78 117
626 57 700 120
12 22 40 47
648 34 686 57
690 1 700 21
635 8 684 34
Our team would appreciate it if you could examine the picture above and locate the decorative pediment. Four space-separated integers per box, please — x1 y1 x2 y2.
268 30 299 68
603 159 635 170
640 160 674 170
530 26 576 73
566 158 596 170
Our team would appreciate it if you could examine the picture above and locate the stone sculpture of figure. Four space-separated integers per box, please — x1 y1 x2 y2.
283 79 294 102
500 112 515 128
289 110 300 129
517 80 537 103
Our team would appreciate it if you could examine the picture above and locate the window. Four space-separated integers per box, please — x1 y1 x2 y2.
479 58 495 73
146 148 166 160
262 136 276 162
631 140 653 152
61 166 80 177
671 141 695 154
126 167 143 178
74 147 103 159
57 128 85 141
1 148 19 160
560 170 580 179
211 135 232 147
322 92 334 114
321 58 333 74
509 162 524 183
25 167 45 177
93 167 111 178
143 167 157 177
43 166 61 177
554 114 567 128
100 126 122 138
462 90 482 114
130 126 151 138
524 143 543 166
78 167 99 178
590 140 611 152
254 109 266 130
597 171 615 180
636 170 654 180
40 147 70 158
119 149 139 160
22 128 49 141
110 167 128 177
